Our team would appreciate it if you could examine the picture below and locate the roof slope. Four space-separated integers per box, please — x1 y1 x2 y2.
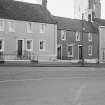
54 16 98 33
0 0 56 24
94 18 105 26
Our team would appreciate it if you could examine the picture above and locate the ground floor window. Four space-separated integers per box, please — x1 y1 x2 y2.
0 39 4 52
26 39 33 51
0 39 4 59
39 40 46 51
88 45 92 56
102 48 105 61
67 44 73 57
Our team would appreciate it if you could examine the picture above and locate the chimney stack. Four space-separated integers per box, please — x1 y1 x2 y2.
42 0 47 9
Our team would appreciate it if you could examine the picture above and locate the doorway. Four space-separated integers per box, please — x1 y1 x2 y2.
78 45 83 60
17 40 23 57
57 45 62 59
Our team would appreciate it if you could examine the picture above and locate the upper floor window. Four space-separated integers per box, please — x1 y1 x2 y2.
40 23 46 33
88 14 92 22
61 30 66 40
76 32 80 41
67 44 73 57
93 4 96 11
88 33 92 41
0 19 4 31
88 45 92 56
39 40 46 51
27 22 33 33
8 21 15 32
26 39 33 51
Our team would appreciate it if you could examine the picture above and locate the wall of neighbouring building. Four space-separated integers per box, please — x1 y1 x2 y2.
99 26 105 63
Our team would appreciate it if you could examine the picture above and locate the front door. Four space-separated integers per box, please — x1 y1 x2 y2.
79 46 83 60
17 40 23 57
57 46 62 59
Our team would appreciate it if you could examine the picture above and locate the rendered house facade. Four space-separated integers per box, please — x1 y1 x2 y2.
0 0 57 62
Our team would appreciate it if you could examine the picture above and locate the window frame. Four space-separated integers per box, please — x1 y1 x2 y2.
0 19 4 31
61 30 66 40
88 32 92 42
93 4 96 11
26 39 33 51
67 44 74 57
88 45 92 56
0 39 4 52
40 23 46 33
76 32 80 41
8 20 15 32
39 40 46 51
26 22 33 33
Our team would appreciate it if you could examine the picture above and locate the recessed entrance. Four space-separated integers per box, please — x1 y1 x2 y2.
17 40 23 57
78 45 83 60
57 45 62 59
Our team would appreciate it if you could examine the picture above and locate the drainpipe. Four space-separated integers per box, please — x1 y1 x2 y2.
97 28 100 64
81 13 85 67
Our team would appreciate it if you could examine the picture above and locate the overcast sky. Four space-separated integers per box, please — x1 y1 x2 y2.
17 0 105 19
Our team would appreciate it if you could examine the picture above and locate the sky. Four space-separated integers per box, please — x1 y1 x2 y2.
16 0 105 19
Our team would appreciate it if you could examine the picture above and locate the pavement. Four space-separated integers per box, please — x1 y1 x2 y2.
0 61 105 68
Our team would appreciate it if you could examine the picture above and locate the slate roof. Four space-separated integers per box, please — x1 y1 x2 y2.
94 18 105 26
54 16 98 33
0 0 56 24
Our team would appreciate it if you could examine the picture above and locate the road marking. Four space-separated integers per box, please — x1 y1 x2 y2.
0 77 89 83
0 78 43 83
0 67 98 72
74 85 86 102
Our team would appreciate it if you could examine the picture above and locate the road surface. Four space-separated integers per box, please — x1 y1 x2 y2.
0 67 105 105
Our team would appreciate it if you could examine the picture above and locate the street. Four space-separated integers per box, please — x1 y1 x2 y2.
0 67 105 105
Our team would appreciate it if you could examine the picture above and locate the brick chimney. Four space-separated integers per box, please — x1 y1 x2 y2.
42 0 47 9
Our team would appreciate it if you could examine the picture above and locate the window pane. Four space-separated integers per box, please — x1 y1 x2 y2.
42 24 44 31
89 33 92 41
40 41 43 50
40 24 46 33
27 40 32 50
9 21 15 32
0 40 2 50
76 32 80 41
68 46 73 56
40 40 45 51
27 22 32 33
0 20 4 31
27 41 31 49
88 45 92 56
61 30 66 40
0 20 3 27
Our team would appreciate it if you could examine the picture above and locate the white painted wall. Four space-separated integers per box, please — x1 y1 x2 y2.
99 26 105 63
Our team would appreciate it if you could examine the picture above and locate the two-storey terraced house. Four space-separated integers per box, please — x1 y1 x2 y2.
55 16 98 63
0 0 57 62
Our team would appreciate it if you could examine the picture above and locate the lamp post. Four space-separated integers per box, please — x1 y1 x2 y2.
81 13 84 67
